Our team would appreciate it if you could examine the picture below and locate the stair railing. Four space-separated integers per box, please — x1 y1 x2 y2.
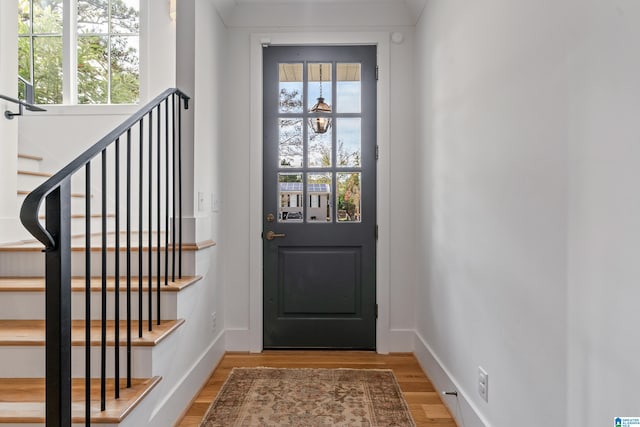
0 92 46 119
19 88 190 427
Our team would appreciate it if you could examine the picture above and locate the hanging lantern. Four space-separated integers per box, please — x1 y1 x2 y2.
309 64 331 134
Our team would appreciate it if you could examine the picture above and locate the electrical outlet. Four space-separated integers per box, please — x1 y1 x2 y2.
211 312 217 331
198 192 205 211
478 367 489 402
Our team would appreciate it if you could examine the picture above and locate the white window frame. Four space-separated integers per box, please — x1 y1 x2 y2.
19 0 144 106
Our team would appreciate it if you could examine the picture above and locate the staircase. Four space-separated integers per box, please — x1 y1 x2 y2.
0 89 214 426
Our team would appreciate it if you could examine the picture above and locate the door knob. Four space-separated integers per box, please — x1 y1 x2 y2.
265 230 286 240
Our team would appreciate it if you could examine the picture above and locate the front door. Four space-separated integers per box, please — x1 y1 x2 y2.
263 45 377 349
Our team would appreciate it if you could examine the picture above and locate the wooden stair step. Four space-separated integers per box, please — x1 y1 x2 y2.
0 234 216 252
38 213 116 220
0 275 202 292
0 376 161 424
17 170 52 178
0 319 185 347
18 190 88 199
17 154 43 162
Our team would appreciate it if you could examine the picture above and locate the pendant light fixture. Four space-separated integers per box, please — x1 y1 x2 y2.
309 64 331 134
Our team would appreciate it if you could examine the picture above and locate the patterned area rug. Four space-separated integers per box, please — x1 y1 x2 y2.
200 367 416 427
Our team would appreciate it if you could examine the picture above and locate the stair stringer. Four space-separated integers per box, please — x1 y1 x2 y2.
137 244 226 427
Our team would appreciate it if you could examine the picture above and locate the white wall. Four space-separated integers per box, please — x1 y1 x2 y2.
415 0 640 426
414 0 569 425
221 21 418 350
0 1 21 243
567 0 640 424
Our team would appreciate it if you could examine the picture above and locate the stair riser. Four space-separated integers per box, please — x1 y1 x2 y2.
17 157 41 172
17 174 49 191
18 194 88 215
0 346 153 378
0 250 196 277
0 291 178 321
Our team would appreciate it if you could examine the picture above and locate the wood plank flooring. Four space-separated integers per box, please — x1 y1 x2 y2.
176 351 458 427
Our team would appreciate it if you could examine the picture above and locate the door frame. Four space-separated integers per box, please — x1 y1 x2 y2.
248 32 392 353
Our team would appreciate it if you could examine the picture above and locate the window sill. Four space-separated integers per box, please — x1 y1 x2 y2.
30 104 139 117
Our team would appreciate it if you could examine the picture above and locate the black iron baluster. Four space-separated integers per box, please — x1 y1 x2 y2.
138 118 144 338
178 99 183 279
156 105 161 325
101 150 107 412
114 138 121 399
85 163 91 427
164 99 169 287
172 95 176 282
126 129 132 388
148 109 153 332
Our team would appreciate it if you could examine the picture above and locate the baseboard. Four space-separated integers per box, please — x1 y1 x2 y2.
413 331 490 427
146 330 226 427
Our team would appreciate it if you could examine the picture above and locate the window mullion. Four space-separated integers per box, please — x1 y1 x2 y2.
107 0 112 104
63 0 78 104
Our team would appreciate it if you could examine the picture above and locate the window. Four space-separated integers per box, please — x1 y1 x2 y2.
18 0 140 105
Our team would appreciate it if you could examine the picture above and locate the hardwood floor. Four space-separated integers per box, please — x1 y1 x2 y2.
176 351 458 427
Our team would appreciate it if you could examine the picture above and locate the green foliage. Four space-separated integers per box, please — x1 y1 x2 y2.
18 0 139 104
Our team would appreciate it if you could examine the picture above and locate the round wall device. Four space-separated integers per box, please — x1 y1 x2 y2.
391 32 404 44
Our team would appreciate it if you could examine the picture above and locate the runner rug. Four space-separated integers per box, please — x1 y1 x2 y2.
200 367 416 427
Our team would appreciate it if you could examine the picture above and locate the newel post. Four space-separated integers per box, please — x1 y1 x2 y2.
45 178 72 427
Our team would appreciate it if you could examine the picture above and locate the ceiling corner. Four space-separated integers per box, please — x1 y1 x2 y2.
210 0 237 25
403 0 427 24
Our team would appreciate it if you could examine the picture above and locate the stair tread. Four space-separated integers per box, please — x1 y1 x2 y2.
17 170 52 178
38 213 116 220
0 376 161 423
0 233 216 252
0 319 185 347
0 275 201 292
17 154 43 162
18 189 88 198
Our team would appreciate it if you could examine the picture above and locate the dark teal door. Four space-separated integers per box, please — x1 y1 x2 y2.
263 45 377 349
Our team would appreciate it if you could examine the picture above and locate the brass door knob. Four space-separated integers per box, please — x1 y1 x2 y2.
265 230 286 240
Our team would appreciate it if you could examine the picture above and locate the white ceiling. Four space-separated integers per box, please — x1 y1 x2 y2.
212 0 426 27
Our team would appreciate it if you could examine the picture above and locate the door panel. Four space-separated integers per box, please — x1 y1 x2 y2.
263 45 377 349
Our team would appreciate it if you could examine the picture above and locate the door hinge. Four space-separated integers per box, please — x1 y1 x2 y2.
375 145 379 160
375 65 379 81
375 224 379 240
375 304 378 319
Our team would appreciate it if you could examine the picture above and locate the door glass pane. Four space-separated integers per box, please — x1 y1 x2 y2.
307 123 332 168
279 173 303 223
308 63 332 110
337 118 361 167
279 63 303 113
279 118 303 168
337 63 361 113
337 172 361 223
307 173 332 223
